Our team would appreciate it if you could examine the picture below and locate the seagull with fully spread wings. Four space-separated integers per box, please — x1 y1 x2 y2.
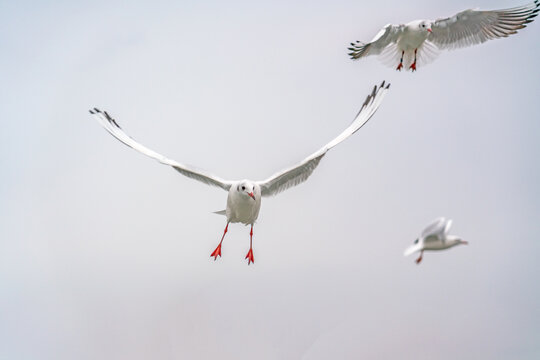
404 217 468 264
90 81 390 265
348 1 539 71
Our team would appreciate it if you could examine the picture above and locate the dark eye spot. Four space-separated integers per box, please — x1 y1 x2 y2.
422 24 425 27
242 186 245 190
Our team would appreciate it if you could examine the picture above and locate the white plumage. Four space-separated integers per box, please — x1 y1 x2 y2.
348 1 539 71
90 81 390 264
404 217 468 264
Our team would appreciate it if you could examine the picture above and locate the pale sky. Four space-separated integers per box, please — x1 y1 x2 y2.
1 0 539 359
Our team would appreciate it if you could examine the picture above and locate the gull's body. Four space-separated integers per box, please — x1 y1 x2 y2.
90 81 390 264
399 21 431 51
225 181 261 225
348 1 539 71
404 217 468 264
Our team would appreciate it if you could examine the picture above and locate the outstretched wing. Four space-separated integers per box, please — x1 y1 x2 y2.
421 217 448 238
348 24 403 60
443 219 453 235
90 108 233 191
257 81 390 197
430 1 539 50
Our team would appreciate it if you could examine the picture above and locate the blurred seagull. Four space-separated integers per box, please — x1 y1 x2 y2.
90 81 390 265
404 217 468 264
348 1 539 71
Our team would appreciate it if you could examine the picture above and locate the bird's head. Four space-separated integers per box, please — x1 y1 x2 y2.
419 21 433 34
236 181 257 201
448 235 468 247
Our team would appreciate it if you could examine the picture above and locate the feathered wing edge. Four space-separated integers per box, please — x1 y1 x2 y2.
348 24 403 60
421 217 447 238
430 0 540 50
443 219 453 235
348 41 371 60
258 81 390 197
89 108 233 191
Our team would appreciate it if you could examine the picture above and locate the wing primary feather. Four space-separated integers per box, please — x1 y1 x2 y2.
431 1 539 49
348 41 370 60
348 24 402 61
90 108 233 191
257 81 390 197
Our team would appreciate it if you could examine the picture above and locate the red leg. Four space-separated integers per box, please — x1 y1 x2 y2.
396 51 404 71
415 250 423 264
409 49 417 72
210 222 229 260
245 225 255 265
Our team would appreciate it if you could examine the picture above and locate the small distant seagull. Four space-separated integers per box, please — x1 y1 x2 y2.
348 1 539 71
404 217 468 264
90 82 390 265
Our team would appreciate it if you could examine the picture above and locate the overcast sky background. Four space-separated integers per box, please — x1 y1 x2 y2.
1 0 539 359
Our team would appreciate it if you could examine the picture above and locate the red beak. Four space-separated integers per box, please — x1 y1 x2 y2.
427 28 432 33
248 192 255 200
462 240 469 245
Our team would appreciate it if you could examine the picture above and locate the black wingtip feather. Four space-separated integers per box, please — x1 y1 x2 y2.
354 81 389 120
103 111 122 129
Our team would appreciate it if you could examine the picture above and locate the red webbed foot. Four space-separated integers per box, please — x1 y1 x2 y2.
409 62 417 72
210 244 222 260
245 249 254 265
396 62 403 71
211 223 229 261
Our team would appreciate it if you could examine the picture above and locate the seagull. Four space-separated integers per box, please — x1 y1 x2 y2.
348 1 539 71
404 217 468 264
90 81 390 265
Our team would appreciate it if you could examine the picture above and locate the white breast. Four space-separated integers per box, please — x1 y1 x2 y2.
226 184 261 225
398 23 429 50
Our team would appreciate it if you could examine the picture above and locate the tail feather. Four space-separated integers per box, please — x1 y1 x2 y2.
213 210 226 216
404 244 422 257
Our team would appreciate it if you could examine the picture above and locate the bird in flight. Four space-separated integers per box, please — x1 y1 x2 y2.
90 81 390 265
348 1 539 71
404 217 468 264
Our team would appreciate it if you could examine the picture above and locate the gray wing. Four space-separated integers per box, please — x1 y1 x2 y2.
421 217 448 238
90 108 233 191
423 234 440 244
258 81 390 197
348 24 403 59
430 1 539 50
